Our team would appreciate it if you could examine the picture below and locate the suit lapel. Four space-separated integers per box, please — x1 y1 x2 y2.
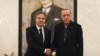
46 5 54 17
46 5 55 22
33 26 43 44
44 28 47 43
33 26 40 37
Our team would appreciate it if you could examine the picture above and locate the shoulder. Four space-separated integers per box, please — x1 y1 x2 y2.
71 22 82 30
55 22 82 28
55 22 63 27
73 22 81 28
26 25 36 31
44 27 51 32
54 23 64 30
71 22 81 26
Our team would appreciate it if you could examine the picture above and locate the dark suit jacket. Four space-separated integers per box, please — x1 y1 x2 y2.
51 21 83 56
25 26 51 56
31 4 62 40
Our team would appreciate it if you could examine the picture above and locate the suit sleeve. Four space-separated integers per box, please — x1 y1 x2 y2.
77 25 83 56
51 26 57 51
26 27 44 54
46 30 51 48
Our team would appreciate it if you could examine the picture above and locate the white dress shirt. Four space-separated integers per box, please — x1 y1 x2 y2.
42 2 52 15
36 25 45 43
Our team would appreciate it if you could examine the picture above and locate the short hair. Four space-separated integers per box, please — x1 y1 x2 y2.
35 11 46 19
35 11 46 16
61 9 72 14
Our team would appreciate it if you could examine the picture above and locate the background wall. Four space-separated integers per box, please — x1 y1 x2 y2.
0 0 100 56
78 0 100 56
0 0 18 56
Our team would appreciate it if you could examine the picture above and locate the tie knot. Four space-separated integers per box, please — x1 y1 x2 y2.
39 29 42 32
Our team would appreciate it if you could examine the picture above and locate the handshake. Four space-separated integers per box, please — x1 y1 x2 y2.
44 48 52 56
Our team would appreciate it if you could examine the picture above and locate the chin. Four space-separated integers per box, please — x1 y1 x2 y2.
65 21 70 23
39 24 44 26
64 22 70 25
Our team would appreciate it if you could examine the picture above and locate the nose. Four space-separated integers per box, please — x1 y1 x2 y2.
40 18 43 21
65 15 68 18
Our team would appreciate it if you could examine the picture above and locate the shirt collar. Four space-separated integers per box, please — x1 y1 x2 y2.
43 2 52 8
36 24 44 30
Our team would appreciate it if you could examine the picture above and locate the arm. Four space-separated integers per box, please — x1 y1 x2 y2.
26 27 44 54
77 25 83 56
44 30 52 56
46 30 51 48
51 26 57 51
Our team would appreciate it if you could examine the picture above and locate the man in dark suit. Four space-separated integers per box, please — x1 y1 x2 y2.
51 9 83 56
25 11 51 56
31 0 62 40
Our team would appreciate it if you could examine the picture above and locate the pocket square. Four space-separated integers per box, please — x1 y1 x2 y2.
54 18 60 21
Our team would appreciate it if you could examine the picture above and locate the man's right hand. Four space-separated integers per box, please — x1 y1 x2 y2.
44 48 51 56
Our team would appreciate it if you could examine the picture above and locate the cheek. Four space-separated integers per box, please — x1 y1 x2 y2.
68 17 71 20
39 19 45 24
36 19 41 24
43 20 45 22
35 19 38 23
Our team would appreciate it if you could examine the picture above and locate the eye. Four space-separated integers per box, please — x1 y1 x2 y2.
38 17 41 19
67 14 70 16
63 15 66 17
42 18 45 20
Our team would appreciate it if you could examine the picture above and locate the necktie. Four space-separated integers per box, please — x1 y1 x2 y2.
39 29 43 43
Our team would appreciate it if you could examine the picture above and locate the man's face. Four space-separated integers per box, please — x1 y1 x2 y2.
35 14 46 27
39 0 52 5
61 10 72 25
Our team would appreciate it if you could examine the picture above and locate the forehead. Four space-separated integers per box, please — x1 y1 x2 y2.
61 10 71 14
37 13 45 17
